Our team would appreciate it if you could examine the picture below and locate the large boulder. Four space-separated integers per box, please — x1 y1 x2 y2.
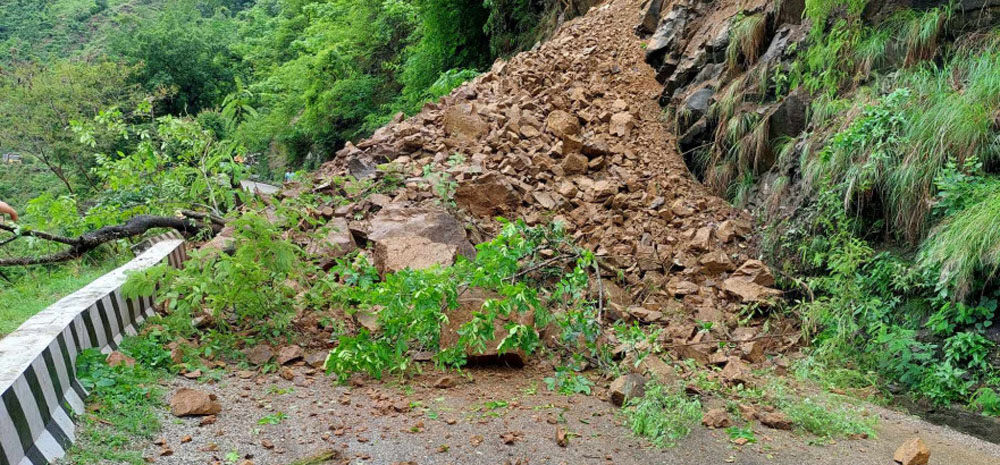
442 103 488 142
731 259 776 287
374 236 459 274
893 437 930 465
368 202 477 275
545 110 582 141
609 374 647 406
454 173 521 217
439 288 533 366
609 112 635 137
723 278 782 304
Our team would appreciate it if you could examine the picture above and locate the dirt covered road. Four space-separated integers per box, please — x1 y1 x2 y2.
146 364 1000 465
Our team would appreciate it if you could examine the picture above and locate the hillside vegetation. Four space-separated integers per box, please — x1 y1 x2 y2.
644 0 1000 412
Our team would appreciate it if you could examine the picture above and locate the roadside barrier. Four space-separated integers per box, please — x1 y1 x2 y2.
0 237 187 465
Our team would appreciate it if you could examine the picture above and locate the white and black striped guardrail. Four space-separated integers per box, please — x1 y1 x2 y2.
0 237 187 465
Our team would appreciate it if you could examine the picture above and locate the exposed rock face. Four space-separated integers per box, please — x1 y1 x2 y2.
635 0 815 197
170 388 222 417
637 0 665 34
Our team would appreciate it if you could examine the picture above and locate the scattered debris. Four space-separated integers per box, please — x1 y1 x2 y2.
556 426 569 447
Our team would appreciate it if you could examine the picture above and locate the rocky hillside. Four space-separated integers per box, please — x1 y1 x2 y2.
638 0 1000 416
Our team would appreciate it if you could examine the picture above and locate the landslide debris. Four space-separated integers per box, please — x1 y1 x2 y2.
212 0 799 413
283 0 795 371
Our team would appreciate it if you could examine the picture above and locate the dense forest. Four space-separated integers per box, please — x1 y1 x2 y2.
0 0 566 203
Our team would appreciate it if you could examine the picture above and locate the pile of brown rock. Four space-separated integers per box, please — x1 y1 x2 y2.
273 0 790 370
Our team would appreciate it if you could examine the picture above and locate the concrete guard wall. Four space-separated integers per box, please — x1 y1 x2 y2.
0 238 187 465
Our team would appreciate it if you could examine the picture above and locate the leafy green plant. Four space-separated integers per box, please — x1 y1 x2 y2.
62 333 174 464
725 426 757 444
726 13 767 71
258 412 289 425
970 387 1000 416
423 156 462 205
622 383 702 448
125 210 310 342
544 367 594 395
320 220 601 381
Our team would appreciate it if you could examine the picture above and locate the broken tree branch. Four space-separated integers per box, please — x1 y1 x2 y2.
0 215 214 267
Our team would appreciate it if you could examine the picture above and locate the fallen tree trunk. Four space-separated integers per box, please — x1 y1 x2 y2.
0 214 216 267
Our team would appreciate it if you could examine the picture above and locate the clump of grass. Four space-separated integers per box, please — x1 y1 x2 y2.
623 383 702 447
727 13 768 71
783 395 877 440
920 188 1000 298
853 26 891 76
756 368 878 441
62 334 174 465
902 5 951 66
805 0 870 29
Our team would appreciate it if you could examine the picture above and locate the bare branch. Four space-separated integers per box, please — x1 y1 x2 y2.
0 215 213 267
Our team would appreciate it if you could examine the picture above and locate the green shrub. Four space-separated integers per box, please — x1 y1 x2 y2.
622 383 702 448
64 336 172 465
125 211 309 340
319 220 602 381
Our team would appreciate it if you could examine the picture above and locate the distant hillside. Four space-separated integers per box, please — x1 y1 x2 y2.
0 1 256 63
0 0 162 62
